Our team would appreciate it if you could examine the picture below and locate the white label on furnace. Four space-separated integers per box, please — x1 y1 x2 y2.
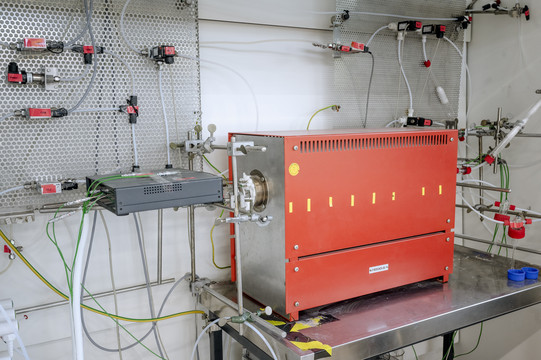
369 264 389 274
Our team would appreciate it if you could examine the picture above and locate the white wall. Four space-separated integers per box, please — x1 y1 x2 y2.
456 1 541 359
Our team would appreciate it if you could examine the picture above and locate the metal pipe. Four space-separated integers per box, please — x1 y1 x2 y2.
514 133 541 138
455 234 541 256
201 285 287 339
494 107 502 174
157 209 163 285
188 155 196 283
210 144 228 150
17 278 175 314
456 182 510 193
478 136 483 206
230 136 244 334
456 204 541 219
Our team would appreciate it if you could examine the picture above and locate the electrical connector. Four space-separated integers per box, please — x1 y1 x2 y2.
149 45 176 64
406 117 433 126
397 21 422 32
71 45 104 64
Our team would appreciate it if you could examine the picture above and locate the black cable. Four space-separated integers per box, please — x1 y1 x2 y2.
363 51 375 128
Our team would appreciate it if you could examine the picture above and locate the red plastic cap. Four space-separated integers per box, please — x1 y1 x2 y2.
3 245 11 254
484 155 495 164
509 205 516 211
463 167 471 175
526 219 533 225
415 21 422 29
458 136 465 141
495 201 501 207
494 213 510 222
508 226 525 239
424 60 431 68
340 45 351 52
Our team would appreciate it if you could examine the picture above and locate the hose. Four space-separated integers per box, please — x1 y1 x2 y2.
61 64 91 82
0 112 15 123
120 0 141 54
366 25 388 47
131 123 139 167
65 0 92 47
397 39 413 112
313 11 458 21
0 185 25 196
0 303 31 360
133 213 165 359
103 48 135 95
158 68 172 166
442 36 472 118
71 213 91 360
71 108 119 113
68 0 98 114
422 36 428 63
176 53 260 130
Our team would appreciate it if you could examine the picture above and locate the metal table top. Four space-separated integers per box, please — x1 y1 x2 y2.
200 246 541 360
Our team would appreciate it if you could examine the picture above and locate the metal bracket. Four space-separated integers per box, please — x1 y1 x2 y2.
44 67 59 91
0 211 35 225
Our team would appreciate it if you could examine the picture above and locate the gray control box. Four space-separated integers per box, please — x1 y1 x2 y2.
86 169 223 215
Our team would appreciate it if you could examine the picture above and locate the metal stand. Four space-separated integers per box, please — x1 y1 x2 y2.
209 327 224 360
442 332 455 360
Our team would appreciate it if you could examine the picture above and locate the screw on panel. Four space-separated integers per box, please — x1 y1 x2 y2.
293 145 299 151
450 137 454 142
446 219 451 223
446 237 450 242
294 267 299 272
294 245 299 250
445 266 449 270
294 301 300 307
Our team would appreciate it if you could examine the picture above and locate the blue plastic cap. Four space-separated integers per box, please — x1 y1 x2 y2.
522 267 539 280
508 269 526 282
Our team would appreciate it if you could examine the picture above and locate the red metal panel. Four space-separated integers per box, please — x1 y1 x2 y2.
285 232 454 318
282 130 457 258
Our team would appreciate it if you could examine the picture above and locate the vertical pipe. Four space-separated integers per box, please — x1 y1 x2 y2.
230 137 245 334
188 154 196 283
157 209 163 285
494 107 502 174
478 136 483 206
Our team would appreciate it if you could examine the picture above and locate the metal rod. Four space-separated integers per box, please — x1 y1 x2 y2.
201 285 287 339
210 144 228 150
455 234 541 256
188 155 196 284
456 182 511 193
478 136 483 206
230 137 244 335
514 133 541 138
456 204 541 219
157 209 163 285
464 9 509 14
17 278 175 314
494 107 502 174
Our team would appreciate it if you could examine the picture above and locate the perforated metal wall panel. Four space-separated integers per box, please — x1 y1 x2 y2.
0 0 201 213
333 0 467 128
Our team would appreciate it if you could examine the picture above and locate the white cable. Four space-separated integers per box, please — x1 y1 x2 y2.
103 48 136 95
244 322 279 360
312 11 458 21
366 25 388 47
120 0 141 54
385 119 401 127
177 53 260 130
131 123 139 167
0 303 31 360
397 39 413 112
461 195 504 224
158 68 172 166
0 112 15 123
190 318 229 360
442 36 472 118
459 179 500 188
0 260 13 276
422 36 428 63
71 108 118 113
0 186 25 196
71 215 91 360
60 64 91 82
